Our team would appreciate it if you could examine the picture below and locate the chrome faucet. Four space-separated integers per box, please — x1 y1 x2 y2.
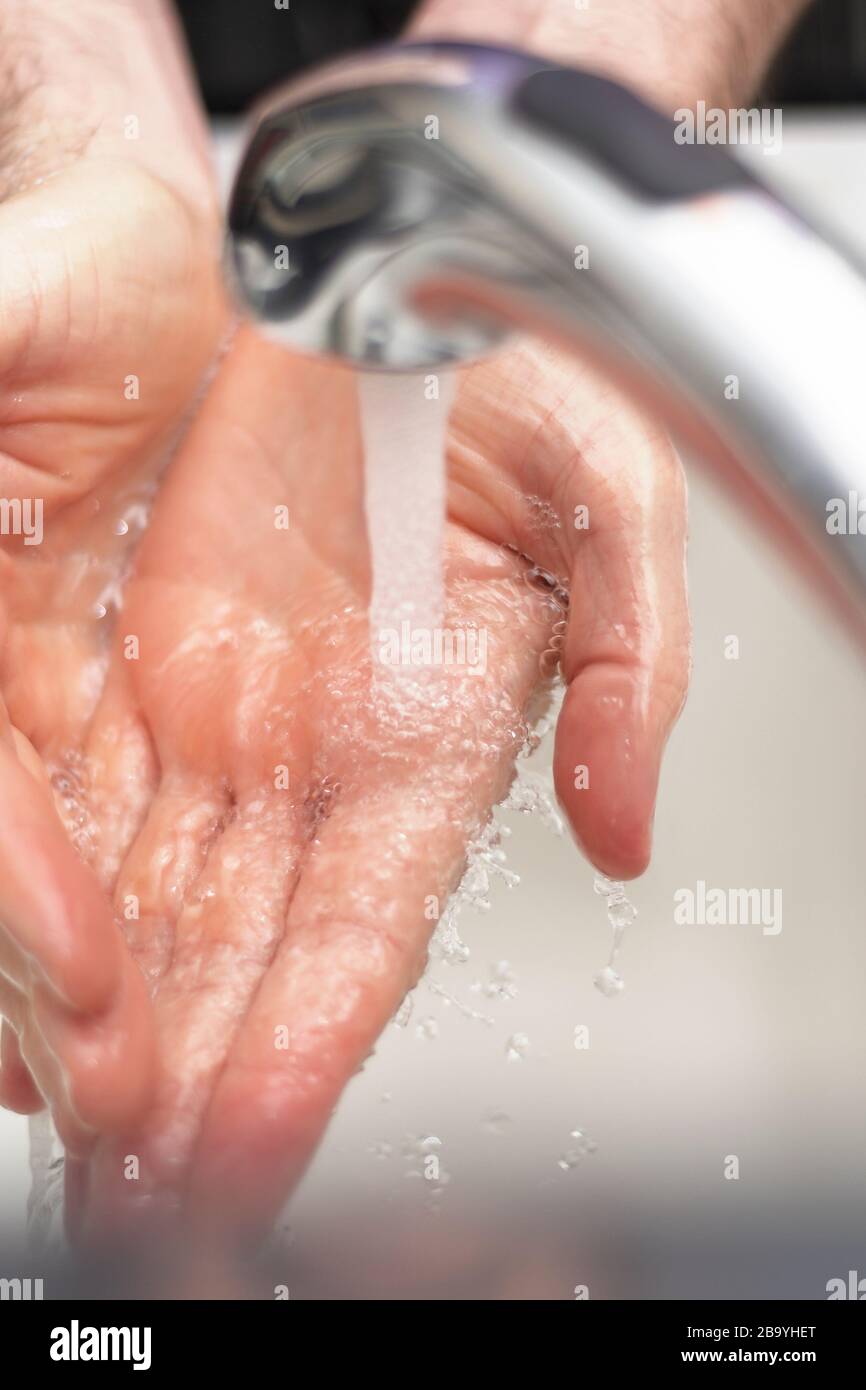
227 41 866 636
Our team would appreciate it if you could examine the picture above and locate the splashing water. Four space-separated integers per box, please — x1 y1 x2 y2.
501 764 564 834
402 1133 451 1208
429 820 516 965
427 755 564 974
369 1141 394 1160
402 1133 442 1168
420 757 560 1029
393 993 414 1029
505 1032 531 1062
557 1127 598 1171
593 874 639 996
427 979 494 1027
473 960 518 1002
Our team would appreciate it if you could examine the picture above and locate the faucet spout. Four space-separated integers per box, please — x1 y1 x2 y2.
227 41 866 639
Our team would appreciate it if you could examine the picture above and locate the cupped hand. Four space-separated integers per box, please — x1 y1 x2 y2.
0 152 226 1154
75 325 689 1243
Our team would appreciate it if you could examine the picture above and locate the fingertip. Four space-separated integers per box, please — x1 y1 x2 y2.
554 664 661 881
0 738 124 1015
0 1021 44 1114
567 810 653 882
0 829 122 1017
33 959 156 1138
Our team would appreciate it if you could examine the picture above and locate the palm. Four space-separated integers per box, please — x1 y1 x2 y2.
0 159 224 765
81 328 688 1241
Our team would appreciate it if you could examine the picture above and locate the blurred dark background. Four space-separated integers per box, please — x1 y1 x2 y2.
174 0 866 114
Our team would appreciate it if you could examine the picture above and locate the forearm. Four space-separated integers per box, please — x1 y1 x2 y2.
408 0 812 112
0 0 214 213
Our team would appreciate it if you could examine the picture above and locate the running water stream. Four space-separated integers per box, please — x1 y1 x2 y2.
358 371 455 667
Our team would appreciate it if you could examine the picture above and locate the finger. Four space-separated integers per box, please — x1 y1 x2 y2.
74 772 234 1230
0 977 91 1152
186 648 543 1239
110 771 232 984
0 1017 42 1114
31 958 156 1140
0 965 154 1150
187 782 490 1237
84 789 303 1241
83 666 159 897
552 411 691 879
448 344 691 879
0 737 124 1013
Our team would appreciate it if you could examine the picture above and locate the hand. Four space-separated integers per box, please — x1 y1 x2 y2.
76 326 689 1243
0 0 227 1158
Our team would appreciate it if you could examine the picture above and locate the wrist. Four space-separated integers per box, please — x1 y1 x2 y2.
407 0 809 115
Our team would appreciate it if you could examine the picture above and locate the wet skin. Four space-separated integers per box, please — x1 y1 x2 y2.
0 162 689 1247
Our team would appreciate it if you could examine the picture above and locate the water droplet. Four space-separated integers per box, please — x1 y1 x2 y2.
502 767 563 834
427 980 493 1025
505 1032 530 1061
594 874 625 898
462 863 490 898
607 895 637 931
475 959 518 1001
393 993 413 1028
557 1128 598 1170
525 564 558 593
415 1016 439 1041
593 965 624 997
401 1133 442 1169
525 495 563 535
